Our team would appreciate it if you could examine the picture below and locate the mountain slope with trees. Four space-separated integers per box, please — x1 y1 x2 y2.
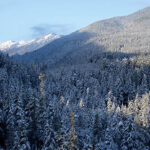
15 7 150 66
0 7 150 150
0 49 150 149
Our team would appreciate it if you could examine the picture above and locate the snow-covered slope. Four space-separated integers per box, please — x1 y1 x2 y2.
0 33 61 56
14 7 150 64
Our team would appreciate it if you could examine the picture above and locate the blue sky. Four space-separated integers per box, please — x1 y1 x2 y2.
0 0 150 42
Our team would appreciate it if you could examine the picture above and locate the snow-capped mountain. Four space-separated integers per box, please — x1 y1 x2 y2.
0 33 61 56
15 7 150 64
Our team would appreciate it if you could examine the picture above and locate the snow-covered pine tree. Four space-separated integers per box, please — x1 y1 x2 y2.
42 103 56 150
24 89 38 149
55 121 67 150
13 90 31 150
139 93 149 128
134 94 140 125
35 74 47 148
0 96 6 149
92 113 101 150
68 112 77 150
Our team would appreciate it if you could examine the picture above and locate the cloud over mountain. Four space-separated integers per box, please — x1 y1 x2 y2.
31 24 73 38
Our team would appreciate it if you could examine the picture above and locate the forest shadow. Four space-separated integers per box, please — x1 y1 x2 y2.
46 45 150 108
11 30 150 107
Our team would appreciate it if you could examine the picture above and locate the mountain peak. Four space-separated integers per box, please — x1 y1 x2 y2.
42 33 61 40
15 7 150 64
0 33 61 55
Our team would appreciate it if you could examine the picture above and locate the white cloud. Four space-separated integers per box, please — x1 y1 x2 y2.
31 24 73 37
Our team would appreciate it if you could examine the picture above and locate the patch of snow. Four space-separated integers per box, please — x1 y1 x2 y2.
0 33 61 55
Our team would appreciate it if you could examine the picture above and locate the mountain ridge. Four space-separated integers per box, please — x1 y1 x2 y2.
0 33 61 56
15 7 150 65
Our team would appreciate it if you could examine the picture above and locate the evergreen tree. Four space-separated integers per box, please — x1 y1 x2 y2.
42 103 56 150
139 93 149 128
68 112 77 150
13 91 30 150
92 113 101 150
35 74 47 148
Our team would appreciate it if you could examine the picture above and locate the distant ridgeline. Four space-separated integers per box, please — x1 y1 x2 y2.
13 7 150 65
0 33 61 56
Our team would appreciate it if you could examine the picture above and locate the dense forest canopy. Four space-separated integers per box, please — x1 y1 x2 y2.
0 51 150 149
0 6 150 150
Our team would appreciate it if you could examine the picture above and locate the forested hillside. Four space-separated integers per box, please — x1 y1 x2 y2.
15 7 150 65
1 6 150 150
0 50 150 149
